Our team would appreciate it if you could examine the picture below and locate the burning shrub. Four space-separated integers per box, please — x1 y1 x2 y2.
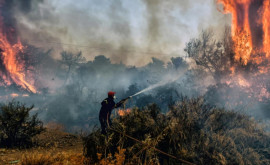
83 98 270 164
0 100 44 148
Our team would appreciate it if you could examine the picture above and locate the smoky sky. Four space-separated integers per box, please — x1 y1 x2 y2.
0 0 40 43
11 0 230 66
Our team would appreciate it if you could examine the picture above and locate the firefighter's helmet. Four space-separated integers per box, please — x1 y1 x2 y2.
108 91 116 97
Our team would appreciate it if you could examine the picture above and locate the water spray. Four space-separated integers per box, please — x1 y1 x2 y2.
131 69 186 97
120 69 187 103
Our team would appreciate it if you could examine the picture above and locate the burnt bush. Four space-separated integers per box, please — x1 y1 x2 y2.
83 98 270 165
0 100 44 148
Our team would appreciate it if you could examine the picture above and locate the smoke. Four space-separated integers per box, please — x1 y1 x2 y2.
144 0 161 45
7 0 229 66
0 0 29 43
130 68 187 97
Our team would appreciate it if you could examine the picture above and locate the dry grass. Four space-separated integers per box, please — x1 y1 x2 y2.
45 121 65 131
19 147 126 165
21 149 88 165
0 128 85 165
32 129 80 148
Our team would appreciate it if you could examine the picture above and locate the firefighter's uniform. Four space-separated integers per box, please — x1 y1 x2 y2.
99 92 123 134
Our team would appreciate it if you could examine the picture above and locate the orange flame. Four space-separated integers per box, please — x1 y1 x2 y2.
217 0 270 65
262 0 270 57
217 0 252 64
10 93 19 98
0 8 36 93
118 109 131 116
237 75 250 87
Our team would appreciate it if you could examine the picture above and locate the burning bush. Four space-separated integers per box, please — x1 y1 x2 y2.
83 98 270 164
0 100 44 148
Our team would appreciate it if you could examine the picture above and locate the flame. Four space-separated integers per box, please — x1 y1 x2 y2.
217 0 270 103
10 93 19 98
263 0 270 57
237 76 250 87
118 109 131 116
225 74 250 87
217 0 270 66
217 0 252 64
0 2 36 93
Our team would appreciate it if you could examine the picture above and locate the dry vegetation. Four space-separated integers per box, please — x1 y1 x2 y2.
1 98 270 165
0 127 84 165
21 149 86 165
84 98 270 165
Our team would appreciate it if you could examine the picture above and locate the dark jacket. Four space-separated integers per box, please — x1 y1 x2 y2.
99 97 116 120
99 96 125 134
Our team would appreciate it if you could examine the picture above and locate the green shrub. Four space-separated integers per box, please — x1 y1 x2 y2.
83 98 270 165
0 100 45 148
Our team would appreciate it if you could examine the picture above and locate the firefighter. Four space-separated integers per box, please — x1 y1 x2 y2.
99 91 124 134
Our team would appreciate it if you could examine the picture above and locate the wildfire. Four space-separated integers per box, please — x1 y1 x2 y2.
217 0 270 65
118 109 131 117
10 93 19 98
262 0 270 57
237 76 250 88
216 0 270 102
0 2 36 93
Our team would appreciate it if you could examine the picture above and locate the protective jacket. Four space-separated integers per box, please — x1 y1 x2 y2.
99 97 122 134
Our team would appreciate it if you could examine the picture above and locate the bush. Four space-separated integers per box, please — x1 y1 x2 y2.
0 100 45 148
83 98 270 164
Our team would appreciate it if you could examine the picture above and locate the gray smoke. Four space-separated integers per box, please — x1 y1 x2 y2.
10 0 229 66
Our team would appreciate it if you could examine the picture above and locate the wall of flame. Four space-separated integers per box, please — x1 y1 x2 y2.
0 1 36 93
217 0 270 65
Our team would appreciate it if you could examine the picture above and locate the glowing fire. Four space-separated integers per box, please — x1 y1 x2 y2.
10 93 19 98
0 3 36 93
217 0 270 65
118 109 131 116
237 76 250 87
216 0 270 102
262 0 270 57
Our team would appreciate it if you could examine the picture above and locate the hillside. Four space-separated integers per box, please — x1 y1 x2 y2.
0 98 270 165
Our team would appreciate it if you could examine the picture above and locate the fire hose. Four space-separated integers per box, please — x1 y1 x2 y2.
116 96 132 107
